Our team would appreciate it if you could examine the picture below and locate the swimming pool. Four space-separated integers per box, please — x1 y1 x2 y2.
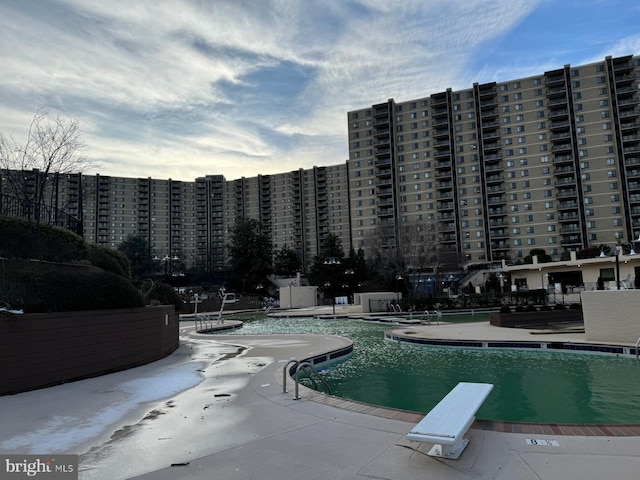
216 315 640 424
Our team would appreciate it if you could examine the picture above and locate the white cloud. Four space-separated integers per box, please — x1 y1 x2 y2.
0 0 636 181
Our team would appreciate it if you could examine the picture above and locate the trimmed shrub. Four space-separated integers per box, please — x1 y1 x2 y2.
142 281 184 312
553 304 567 311
2 260 144 313
0 216 130 277
515 305 525 312
87 244 129 277
499 306 511 313
0 216 87 263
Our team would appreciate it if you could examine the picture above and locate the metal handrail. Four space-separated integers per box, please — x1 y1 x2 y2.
636 337 640 360
282 358 332 399
294 362 332 400
282 358 299 393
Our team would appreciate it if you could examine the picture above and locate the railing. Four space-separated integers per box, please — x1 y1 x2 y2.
421 310 442 325
0 193 82 236
282 358 332 399
195 314 214 331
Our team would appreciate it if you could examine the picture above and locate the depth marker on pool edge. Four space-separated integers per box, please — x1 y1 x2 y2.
526 439 560 446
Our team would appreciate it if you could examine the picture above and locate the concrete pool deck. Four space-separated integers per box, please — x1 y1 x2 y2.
1 306 639 479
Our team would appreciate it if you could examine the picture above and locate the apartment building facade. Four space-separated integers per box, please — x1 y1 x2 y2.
3 55 638 273
3 164 351 273
347 54 640 265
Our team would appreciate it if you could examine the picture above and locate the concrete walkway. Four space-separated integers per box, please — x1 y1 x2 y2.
1 310 640 479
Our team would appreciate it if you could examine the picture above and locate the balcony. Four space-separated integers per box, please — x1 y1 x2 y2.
373 128 390 138
548 109 569 119
439 223 456 233
546 86 567 98
481 121 499 131
483 142 501 152
557 201 579 210
613 60 634 74
560 225 581 233
488 208 507 216
554 166 575 176
489 220 508 227
437 202 455 211
553 154 574 165
545 74 565 86
561 236 582 245
372 107 389 118
440 234 457 243
477 87 497 98
555 177 576 186
556 189 578 198
433 107 449 118
480 98 498 108
480 109 498 119
615 74 635 86
434 149 452 159
550 120 571 131
377 207 394 217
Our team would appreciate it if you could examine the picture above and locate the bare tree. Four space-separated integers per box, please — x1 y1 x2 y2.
0 110 96 215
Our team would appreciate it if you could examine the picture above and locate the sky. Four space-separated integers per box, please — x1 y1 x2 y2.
0 0 639 182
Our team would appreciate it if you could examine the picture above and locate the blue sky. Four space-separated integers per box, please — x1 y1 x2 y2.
0 0 638 181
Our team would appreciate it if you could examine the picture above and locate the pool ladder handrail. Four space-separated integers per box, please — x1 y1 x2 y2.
282 358 332 399
636 336 640 360
195 314 212 331
421 310 441 325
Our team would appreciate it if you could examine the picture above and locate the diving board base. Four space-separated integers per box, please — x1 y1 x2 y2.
427 439 469 459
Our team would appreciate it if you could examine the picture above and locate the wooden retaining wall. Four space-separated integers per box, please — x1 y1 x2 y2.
0 306 179 395
489 308 583 328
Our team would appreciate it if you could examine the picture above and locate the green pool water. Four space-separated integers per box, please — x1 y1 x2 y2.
217 315 640 424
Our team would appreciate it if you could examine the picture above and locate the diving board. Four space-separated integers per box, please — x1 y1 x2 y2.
406 382 493 459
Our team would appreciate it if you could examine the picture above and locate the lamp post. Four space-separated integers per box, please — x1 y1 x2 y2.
344 268 355 304
323 257 341 314
153 254 179 283
615 243 622 290
395 274 403 303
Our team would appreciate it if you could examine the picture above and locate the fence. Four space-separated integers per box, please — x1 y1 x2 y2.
0 193 83 236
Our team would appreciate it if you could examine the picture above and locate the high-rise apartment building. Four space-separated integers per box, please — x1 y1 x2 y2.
5 165 351 272
3 55 638 272
347 55 640 264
